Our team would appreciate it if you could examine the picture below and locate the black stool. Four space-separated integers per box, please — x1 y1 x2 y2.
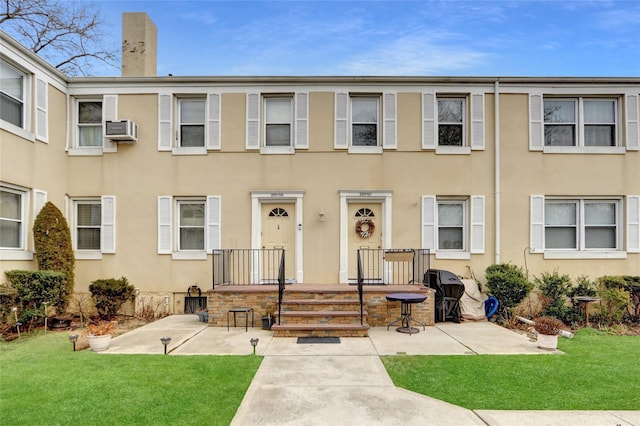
227 308 254 331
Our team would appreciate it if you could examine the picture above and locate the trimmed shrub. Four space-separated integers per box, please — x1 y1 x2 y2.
596 276 630 323
5 270 66 330
33 201 75 314
485 263 533 320
89 277 135 320
535 271 572 322
621 276 640 319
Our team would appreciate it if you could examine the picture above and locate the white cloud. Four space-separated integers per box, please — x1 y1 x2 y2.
339 32 491 75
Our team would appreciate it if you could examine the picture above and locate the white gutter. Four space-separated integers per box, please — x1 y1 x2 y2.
494 80 501 264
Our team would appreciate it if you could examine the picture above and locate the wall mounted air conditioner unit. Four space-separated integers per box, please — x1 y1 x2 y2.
105 120 138 142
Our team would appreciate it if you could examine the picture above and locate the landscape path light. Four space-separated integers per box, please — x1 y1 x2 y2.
250 337 259 355
160 336 172 354
69 334 79 351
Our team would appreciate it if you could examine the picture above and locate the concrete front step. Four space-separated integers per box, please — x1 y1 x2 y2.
278 310 366 325
282 299 362 311
271 323 369 338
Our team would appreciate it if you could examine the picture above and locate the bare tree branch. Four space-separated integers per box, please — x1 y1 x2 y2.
0 0 118 76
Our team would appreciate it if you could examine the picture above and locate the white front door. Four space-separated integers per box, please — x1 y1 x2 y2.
348 203 383 281
261 203 296 282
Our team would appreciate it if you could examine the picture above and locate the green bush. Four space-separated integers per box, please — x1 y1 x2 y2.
0 284 18 332
485 263 533 320
4 270 66 330
535 271 572 322
595 276 630 324
89 277 135 320
621 276 640 319
33 202 75 314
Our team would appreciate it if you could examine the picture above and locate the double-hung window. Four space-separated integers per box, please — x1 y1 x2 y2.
351 96 379 147
437 200 465 250
544 199 619 250
177 200 205 251
1 60 25 128
178 98 206 148
264 97 293 147
543 98 618 147
77 100 103 147
438 97 465 147
75 200 101 250
0 186 25 250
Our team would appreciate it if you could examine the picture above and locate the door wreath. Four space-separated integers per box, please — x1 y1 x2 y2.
355 218 375 238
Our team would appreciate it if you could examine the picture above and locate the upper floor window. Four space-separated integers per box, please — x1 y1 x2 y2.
438 97 466 147
264 97 292 147
0 60 25 128
77 100 103 147
544 98 618 147
351 96 379 146
0 187 24 249
178 98 205 148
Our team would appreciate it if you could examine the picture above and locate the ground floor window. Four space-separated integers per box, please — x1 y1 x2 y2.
177 200 205 251
0 186 25 249
74 200 101 250
545 199 619 250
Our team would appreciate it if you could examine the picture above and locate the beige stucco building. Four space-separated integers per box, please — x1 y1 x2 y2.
1 15 639 314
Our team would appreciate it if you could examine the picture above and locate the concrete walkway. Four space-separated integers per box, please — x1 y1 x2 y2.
103 315 640 426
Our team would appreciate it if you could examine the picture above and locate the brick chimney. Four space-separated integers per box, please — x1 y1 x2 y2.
121 12 157 77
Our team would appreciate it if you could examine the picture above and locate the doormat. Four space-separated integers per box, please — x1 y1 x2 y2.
297 337 341 344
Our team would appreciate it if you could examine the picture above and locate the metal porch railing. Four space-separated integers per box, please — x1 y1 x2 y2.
212 249 286 287
356 248 431 325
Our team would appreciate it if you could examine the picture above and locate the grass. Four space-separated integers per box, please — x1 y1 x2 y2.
382 328 640 410
0 331 262 425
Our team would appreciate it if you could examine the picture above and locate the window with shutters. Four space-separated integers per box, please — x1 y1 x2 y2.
157 196 220 259
422 92 483 153
71 197 116 259
422 195 484 259
246 92 307 153
0 60 26 129
544 98 618 147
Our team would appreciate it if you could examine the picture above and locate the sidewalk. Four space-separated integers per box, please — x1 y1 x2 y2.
104 316 640 426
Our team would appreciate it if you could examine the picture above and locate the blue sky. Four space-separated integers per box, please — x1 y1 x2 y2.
83 1 640 76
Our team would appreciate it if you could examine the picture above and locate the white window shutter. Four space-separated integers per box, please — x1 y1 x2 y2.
422 196 436 250
471 93 485 150
158 196 172 254
529 94 544 151
627 195 640 253
158 94 173 151
626 94 639 151
470 195 485 253
422 92 436 149
103 95 118 153
35 77 48 143
207 92 221 150
32 189 47 219
383 92 397 149
530 195 545 252
295 92 309 149
334 92 348 149
206 195 221 252
246 93 260 149
101 195 116 253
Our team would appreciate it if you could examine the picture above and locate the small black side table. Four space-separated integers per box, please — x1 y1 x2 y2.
386 292 427 335
227 307 254 332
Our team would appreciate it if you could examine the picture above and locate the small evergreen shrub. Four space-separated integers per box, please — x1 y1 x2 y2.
621 276 640 320
595 276 630 324
89 277 135 320
5 270 66 330
535 271 572 322
33 201 75 313
485 263 533 320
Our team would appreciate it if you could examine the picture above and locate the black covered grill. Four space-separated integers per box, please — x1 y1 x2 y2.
425 269 465 323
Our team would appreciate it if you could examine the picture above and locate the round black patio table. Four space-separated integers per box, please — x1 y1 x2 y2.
386 292 427 335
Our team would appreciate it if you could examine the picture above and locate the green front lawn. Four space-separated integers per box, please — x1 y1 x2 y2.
382 328 640 410
1 332 261 425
